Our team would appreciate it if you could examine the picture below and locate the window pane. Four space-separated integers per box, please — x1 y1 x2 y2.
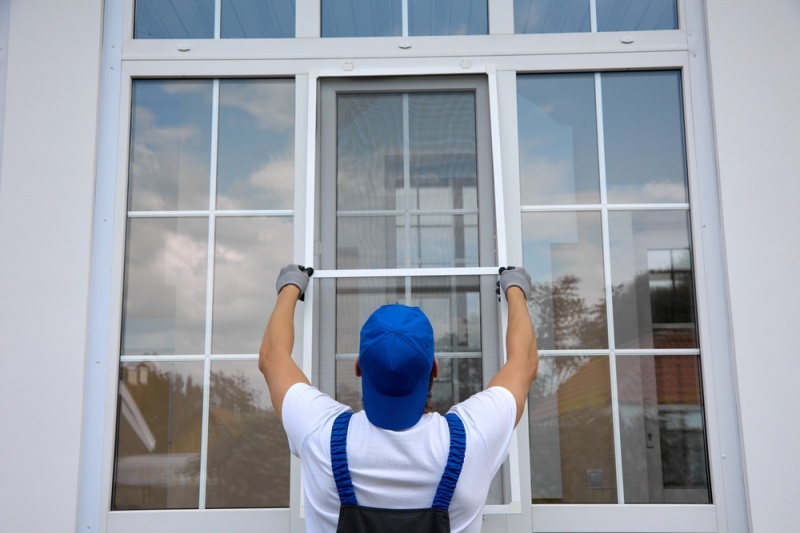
206 360 290 508
321 0 401 37
221 0 295 38
408 93 478 210
609 210 697 349
597 0 677 32
333 276 483 354
337 214 478 269
517 73 600 205
529 356 617 503
337 94 404 211
216 80 295 210
515 0 590 33
617 355 711 503
602 71 688 204
113 362 204 509
128 80 213 211
522 212 608 349
121 218 208 356
134 0 215 39
212 217 293 354
409 0 488 36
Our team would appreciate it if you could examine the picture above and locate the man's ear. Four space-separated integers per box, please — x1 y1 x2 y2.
355 358 362 377
432 358 439 379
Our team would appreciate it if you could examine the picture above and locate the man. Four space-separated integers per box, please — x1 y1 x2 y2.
259 265 538 533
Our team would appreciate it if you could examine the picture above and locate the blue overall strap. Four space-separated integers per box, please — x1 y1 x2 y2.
330 411 358 506
431 413 466 510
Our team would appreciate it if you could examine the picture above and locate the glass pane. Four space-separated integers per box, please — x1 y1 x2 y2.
128 80 213 211
408 93 478 210
113 362 204 509
212 217 293 354
221 0 295 38
617 355 711 503
321 0 401 37
337 214 478 269
517 74 600 205
529 356 617 503
602 71 688 204
334 276 483 355
216 80 295 210
206 360 290 508
121 218 208 356
609 210 697 349
134 0 214 39
337 94 404 211
515 0 590 34
597 0 677 32
522 212 608 349
409 0 488 35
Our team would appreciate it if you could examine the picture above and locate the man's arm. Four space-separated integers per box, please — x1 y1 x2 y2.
488 268 539 426
258 265 313 423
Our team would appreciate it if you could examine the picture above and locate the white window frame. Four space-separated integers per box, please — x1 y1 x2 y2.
79 1 748 532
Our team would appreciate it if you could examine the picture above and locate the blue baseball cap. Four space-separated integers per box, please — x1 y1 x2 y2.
358 304 435 431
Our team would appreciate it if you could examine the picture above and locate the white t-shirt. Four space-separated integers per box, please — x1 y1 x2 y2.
282 383 516 533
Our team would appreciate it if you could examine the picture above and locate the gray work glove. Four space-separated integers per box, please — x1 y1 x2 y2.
496 266 532 301
276 264 314 301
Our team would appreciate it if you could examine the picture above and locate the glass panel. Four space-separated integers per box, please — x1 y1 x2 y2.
121 218 208 356
522 211 608 349
221 0 295 38
337 92 478 212
134 0 214 39
334 276 483 355
113 362 204 509
609 210 697 349
517 73 600 205
206 360 290 508
515 0 590 34
617 355 711 503
408 93 478 210
597 0 678 32
128 80 213 211
216 80 295 210
602 71 688 204
337 94 404 211
337 214 478 269
409 0 488 36
529 356 617 503
321 0 401 37
212 217 293 354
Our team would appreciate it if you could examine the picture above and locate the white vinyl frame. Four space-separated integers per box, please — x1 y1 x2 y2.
78 1 748 532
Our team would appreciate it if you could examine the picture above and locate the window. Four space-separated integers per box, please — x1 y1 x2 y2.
519 71 710 505
321 0 488 37
134 0 296 38
113 79 295 510
515 0 677 34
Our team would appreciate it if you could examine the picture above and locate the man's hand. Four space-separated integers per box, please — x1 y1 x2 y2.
276 264 314 301
496 266 532 300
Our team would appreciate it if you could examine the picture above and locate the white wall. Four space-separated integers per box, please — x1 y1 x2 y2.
705 1 800 531
0 1 104 531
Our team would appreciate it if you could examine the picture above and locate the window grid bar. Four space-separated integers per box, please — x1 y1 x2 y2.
520 203 690 212
402 93 412 298
214 0 221 39
127 210 294 217
120 353 262 363
198 78 221 510
594 71 627 505
336 208 480 216
537 348 701 357
335 351 482 360
590 0 598 32
402 0 409 37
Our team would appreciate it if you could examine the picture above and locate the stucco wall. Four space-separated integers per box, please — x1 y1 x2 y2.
704 1 800 531
0 1 104 531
